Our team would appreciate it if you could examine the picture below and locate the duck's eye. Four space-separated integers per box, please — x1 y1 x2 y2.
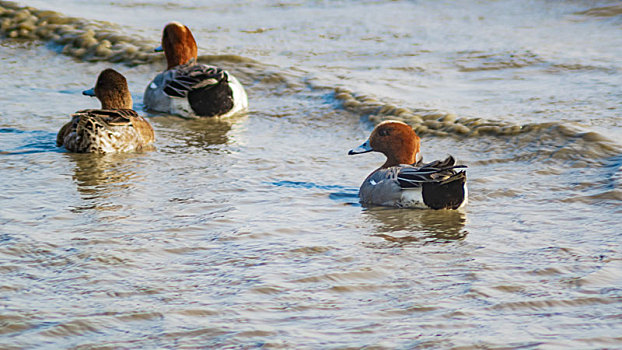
378 129 390 136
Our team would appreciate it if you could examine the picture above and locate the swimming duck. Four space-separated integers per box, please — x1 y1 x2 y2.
57 68 155 153
144 22 248 118
348 121 467 209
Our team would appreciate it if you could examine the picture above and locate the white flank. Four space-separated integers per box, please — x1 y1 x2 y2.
399 187 427 209
458 183 468 209
222 74 249 117
170 97 195 118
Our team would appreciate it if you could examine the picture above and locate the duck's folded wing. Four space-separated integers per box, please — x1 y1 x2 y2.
396 156 467 188
163 64 228 98
418 155 458 169
360 167 403 205
73 109 136 126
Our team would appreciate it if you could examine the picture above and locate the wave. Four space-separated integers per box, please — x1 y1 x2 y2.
332 87 621 163
575 4 622 18
455 50 542 72
0 0 157 65
453 50 619 74
0 1 299 91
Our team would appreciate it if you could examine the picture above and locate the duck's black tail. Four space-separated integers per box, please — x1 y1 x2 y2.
421 171 467 210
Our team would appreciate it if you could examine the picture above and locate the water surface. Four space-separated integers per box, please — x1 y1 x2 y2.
1 0 621 348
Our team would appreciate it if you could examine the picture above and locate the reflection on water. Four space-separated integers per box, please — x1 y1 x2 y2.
149 114 243 153
363 206 468 243
67 152 146 211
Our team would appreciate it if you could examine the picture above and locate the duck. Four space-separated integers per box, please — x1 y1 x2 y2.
348 120 467 209
57 68 155 153
143 22 248 118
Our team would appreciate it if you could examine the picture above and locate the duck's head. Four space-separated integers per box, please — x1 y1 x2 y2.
83 68 133 110
155 21 198 70
349 120 422 167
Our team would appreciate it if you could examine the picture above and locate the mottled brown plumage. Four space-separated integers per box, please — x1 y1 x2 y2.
57 69 155 153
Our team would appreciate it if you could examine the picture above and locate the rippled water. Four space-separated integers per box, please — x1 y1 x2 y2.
1 0 621 348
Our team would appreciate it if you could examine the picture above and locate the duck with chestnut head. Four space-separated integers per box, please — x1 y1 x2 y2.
144 22 248 118
349 121 467 209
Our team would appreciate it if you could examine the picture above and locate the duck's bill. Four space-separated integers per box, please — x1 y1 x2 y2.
154 45 163 52
348 140 372 155
82 88 95 96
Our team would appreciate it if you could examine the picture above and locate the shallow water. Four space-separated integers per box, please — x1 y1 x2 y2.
1 0 622 348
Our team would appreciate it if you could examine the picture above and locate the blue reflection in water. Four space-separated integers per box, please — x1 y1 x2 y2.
269 180 360 205
0 128 59 155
